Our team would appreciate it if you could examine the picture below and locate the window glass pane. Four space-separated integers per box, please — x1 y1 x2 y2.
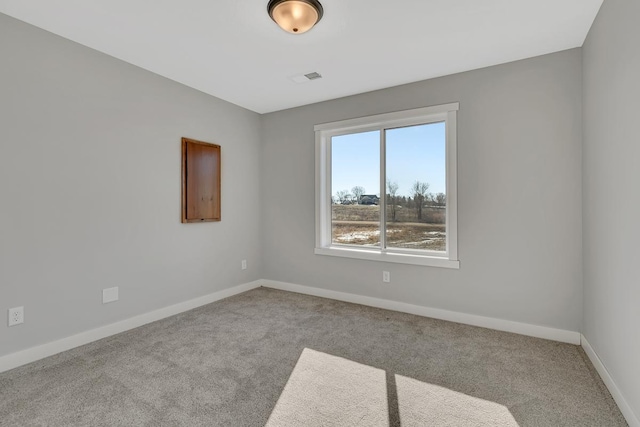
385 122 446 251
331 131 380 247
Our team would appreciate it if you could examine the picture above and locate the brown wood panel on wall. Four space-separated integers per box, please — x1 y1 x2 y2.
181 137 221 223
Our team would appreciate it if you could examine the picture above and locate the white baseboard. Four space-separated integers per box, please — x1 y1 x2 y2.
0 280 262 374
581 335 639 427
260 279 581 345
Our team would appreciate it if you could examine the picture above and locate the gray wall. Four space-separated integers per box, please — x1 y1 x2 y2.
583 0 640 419
0 14 263 357
261 49 584 332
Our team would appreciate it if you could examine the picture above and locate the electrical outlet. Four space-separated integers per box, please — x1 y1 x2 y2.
383 271 391 283
102 287 119 304
8 306 24 326
241 260 247 270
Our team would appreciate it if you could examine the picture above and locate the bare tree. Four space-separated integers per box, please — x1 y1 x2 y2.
336 190 352 205
351 186 365 204
426 193 436 206
406 196 414 209
435 193 446 206
411 181 430 221
386 180 399 222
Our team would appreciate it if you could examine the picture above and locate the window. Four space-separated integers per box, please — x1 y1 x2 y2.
314 103 459 268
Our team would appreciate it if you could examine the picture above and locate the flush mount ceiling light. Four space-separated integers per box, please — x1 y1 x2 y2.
267 0 324 34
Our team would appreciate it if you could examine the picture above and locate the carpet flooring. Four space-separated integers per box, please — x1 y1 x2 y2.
0 287 627 426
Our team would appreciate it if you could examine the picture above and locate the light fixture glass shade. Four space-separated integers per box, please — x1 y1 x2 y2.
268 0 323 34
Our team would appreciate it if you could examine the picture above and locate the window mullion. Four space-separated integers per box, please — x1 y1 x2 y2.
380 128 387 252
326 137 333 247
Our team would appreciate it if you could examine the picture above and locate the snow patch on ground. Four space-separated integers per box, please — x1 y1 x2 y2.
336 230 380 242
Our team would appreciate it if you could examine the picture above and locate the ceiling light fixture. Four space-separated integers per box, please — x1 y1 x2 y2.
267 0 323 34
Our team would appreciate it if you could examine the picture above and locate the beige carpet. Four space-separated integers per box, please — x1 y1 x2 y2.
0 288 628 426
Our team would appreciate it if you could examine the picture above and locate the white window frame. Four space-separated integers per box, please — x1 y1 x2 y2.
314 103 459 269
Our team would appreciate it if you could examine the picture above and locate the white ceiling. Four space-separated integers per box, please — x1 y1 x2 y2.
0 0 603 114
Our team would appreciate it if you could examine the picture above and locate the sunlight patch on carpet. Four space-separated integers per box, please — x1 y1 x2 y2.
395 374 519 426
266 348 388 426
267 348 519 426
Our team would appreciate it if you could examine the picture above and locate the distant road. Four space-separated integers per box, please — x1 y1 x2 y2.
332 221 443 228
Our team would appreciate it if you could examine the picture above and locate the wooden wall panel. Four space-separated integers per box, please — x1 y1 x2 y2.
182 138 221 222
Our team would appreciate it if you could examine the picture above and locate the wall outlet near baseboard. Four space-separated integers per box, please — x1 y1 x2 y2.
383 271 391 283
8 306 24 326
102 287 119 304
241 260 247 270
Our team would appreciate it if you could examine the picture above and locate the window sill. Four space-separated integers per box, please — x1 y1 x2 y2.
314 247 460 269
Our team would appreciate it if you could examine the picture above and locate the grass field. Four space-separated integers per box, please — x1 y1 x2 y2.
331 205 446 251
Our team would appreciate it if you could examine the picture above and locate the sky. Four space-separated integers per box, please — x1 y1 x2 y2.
331 122 446 198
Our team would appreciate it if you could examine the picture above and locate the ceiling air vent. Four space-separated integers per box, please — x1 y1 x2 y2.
304 72 322 80
290 72 323 83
